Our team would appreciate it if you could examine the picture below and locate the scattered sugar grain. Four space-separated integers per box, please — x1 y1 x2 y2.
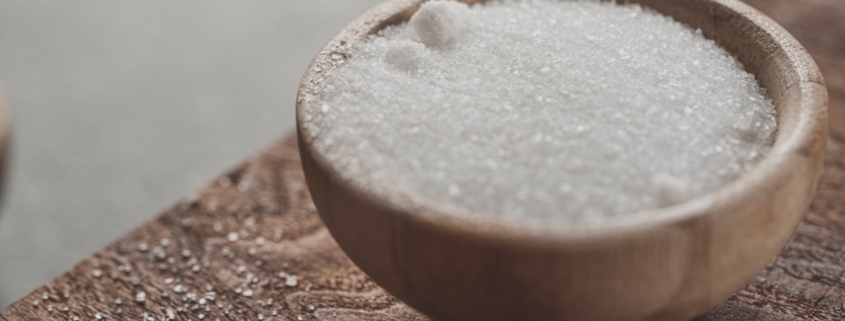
285 275 298 287
306 0 777 220
135 291 146 303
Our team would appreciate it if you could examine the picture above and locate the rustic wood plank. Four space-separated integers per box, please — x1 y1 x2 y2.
0 134 428 321
1 0 844 320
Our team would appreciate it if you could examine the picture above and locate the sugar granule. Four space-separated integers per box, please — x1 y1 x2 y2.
410 0 469 47
304 0 777 220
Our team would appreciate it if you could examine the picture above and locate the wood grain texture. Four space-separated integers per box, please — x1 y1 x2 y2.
0 135 428 321
0 0 843 320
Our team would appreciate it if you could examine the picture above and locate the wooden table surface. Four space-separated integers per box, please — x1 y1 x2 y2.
2 0 844 320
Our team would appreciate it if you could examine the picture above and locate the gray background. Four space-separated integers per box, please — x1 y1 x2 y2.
0 0 380 308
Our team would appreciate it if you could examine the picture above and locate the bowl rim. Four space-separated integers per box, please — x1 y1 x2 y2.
0 82 10 146
296 0 827 248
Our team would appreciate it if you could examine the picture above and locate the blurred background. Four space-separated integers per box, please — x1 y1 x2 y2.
0 0 380 307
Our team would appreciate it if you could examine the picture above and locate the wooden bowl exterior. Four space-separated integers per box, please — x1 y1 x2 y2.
0 83 11 205
296 0 828 320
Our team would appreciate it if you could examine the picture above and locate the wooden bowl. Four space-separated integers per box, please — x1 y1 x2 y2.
0 83 10 204
296 0 828 320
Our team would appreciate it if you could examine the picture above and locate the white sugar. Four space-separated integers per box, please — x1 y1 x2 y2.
305 0 776 221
